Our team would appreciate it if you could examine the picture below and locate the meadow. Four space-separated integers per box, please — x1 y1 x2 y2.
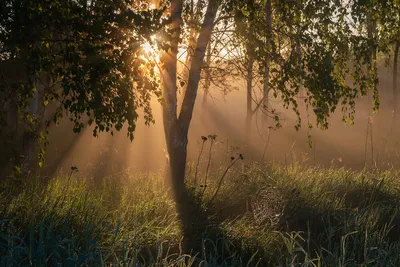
1 161 400 266
2 0 400 266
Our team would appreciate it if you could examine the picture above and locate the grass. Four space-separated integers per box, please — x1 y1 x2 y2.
1 162 400 266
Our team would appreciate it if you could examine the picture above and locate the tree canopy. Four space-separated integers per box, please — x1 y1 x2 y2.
1 0 164 140
230 0 398 133
1 0 399 173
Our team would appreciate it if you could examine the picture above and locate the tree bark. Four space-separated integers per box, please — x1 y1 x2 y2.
22 73 48 176
393 7 400 117
183 0 203 82
160 0 220 252
21 87 40 176
0 57 47 177
167 0 219 180
160 0 184 183
262 0 272 131
367 10 377 98
245 55 254 140
160 0 219 183
393 37 399 116
202 42 212 107
179 1 220 134
0 60 24 177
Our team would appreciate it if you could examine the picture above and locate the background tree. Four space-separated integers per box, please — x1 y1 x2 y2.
230 0 375 142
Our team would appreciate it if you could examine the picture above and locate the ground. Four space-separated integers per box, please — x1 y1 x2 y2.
1 162 400 266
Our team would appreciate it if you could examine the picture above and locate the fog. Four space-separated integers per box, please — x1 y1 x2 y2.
42 63 400 178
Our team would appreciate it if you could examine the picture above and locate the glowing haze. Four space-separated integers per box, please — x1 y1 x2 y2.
40 1 400 177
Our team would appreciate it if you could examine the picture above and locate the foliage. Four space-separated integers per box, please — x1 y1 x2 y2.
231 0 400 131
2 0 399 174
0 0 164 140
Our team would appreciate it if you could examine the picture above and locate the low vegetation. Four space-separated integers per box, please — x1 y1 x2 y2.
1 162 400 266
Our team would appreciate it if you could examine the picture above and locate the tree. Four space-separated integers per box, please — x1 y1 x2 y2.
156 0 221 249
200 20 238 107
0 0 163 174
232 0 359 140
1 0 395 252
158 0 220 184
157 0 386 248
230 0 267 139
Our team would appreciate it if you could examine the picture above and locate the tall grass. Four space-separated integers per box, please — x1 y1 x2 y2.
1 163 400 266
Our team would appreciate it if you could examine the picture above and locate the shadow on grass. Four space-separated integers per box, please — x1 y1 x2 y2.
191 167 400 265
2 164 400 266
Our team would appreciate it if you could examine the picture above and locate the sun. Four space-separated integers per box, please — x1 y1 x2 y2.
143 42 153 55
141 35 160 63
138 35 161 76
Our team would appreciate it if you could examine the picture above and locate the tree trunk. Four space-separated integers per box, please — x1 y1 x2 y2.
158 0 192 247
160 0 219 183
393 7 400 117
262 0 272 131
295 41 304 111
182 0 203 93
22 74 48 177
179 0 220 137
160 0 220 252
245 109 252 141
393 37 399 116
367 11 378 99
0 57 47 177
160 0 184 180
202 86 209 107
202 43 212 107
245 55 254 140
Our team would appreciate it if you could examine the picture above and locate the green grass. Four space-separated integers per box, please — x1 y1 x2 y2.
1 163 400 266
